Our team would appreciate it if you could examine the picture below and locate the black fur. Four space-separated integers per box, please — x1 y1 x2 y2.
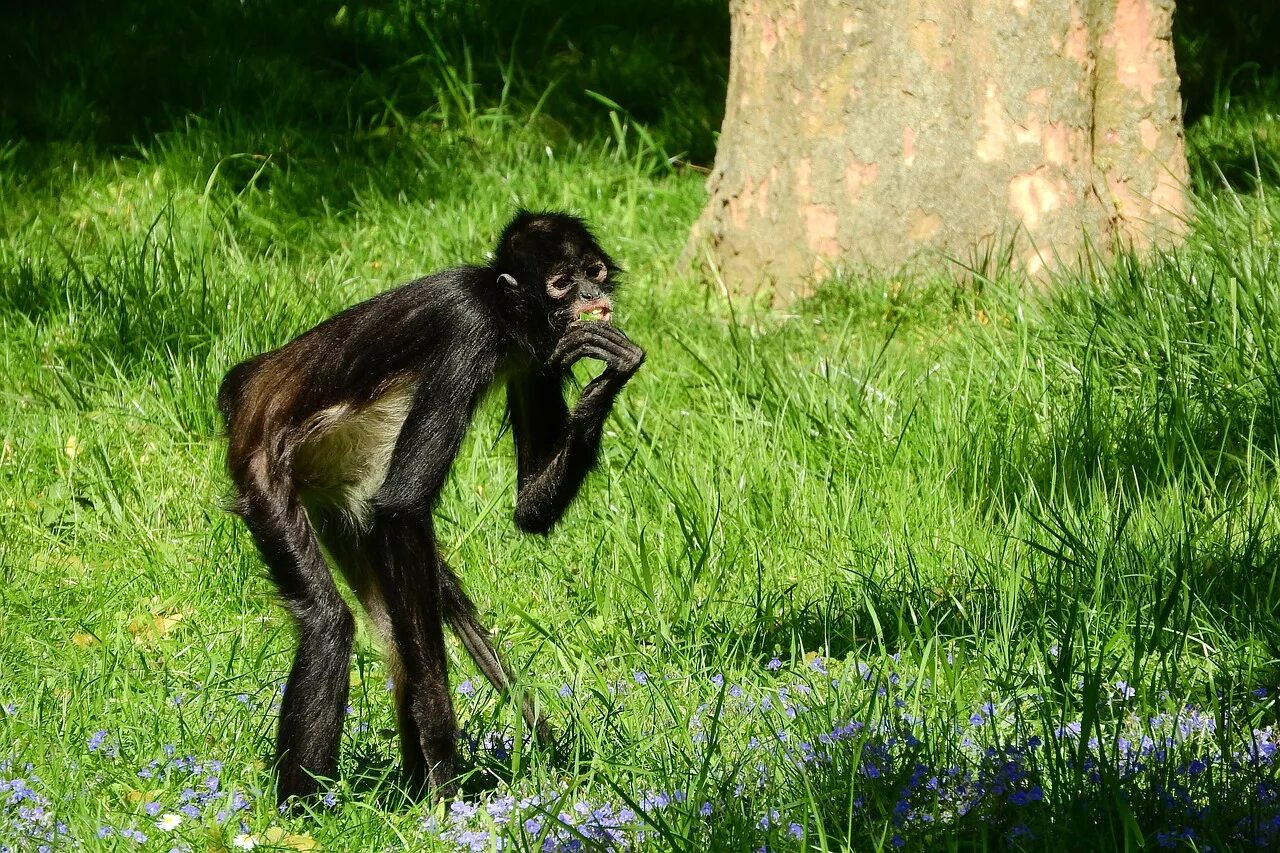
218 210 643 805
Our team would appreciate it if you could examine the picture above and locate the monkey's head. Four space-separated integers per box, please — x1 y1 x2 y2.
495 210 621 342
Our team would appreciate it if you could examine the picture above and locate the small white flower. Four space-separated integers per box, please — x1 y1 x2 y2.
156 812 183 831
232 833 258 849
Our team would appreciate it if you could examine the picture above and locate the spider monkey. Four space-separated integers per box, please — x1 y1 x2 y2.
217 211 644 804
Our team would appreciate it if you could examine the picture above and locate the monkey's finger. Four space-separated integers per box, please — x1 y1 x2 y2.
577 344 618 365
552 340 609 368
577 325 637 355
556 325 640 370
568 343 619 367
550 329 589 364
590 323 639 348
578 331 642 368
590 333 643 371
550 340 585 367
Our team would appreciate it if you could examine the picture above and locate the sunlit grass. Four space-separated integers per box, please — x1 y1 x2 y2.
4 3 1280 851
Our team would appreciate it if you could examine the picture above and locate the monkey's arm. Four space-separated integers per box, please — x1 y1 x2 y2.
507 371 582 534
509 323 643 534
374 347 496 517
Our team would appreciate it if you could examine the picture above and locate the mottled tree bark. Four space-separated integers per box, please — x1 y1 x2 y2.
686 0 1189 301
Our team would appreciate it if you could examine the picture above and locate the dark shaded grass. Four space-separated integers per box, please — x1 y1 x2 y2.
1 0 727 187
1175 0 1280 194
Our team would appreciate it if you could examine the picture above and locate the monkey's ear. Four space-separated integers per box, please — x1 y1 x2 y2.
497 274 518 289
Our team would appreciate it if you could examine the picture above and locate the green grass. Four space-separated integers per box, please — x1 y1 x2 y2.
4 3 1280 851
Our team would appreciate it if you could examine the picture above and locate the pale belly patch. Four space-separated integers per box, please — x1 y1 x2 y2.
293 380 416 530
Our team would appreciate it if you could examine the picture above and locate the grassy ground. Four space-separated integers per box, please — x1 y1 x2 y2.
3 2 1280 851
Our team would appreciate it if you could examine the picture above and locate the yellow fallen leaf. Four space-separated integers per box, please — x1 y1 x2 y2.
262 827 318 851
284 832 317 851
127 610 185 642
71 631 98 648
153 612 184 634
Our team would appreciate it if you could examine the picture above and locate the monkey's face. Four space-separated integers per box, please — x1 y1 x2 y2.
545 255 615 328
495 211 621 341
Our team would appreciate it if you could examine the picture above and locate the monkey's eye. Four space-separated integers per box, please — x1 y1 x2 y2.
546 275 572 299
590 263 608 282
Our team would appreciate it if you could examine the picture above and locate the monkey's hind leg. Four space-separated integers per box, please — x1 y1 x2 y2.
234 459 355 805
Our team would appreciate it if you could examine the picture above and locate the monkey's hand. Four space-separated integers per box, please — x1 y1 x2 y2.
551 321 645 380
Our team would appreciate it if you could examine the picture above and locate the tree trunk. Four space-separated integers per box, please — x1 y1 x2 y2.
686 0 1190 302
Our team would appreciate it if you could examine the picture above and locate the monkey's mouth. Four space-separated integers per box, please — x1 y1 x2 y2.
575 298 612 323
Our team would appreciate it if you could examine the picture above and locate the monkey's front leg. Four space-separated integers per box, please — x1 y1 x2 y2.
367 514 457 796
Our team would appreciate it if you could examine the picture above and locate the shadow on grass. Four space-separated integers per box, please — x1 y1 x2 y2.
1173 2 1280 191
2 0 728 165
1173 2 1280 124
334 730 567 805
9 0 1280 193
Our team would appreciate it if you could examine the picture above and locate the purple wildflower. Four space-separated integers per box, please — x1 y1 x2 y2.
641 791 670 810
